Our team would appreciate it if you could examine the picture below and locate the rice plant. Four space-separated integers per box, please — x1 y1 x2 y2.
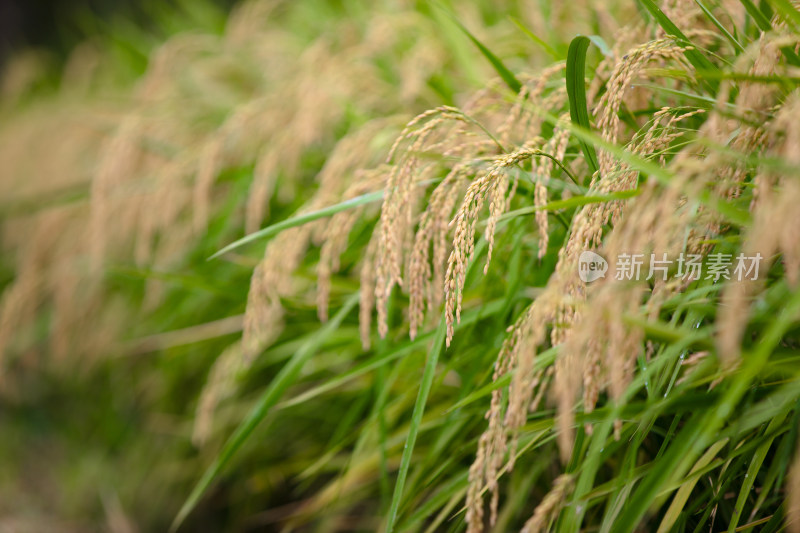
2 0 800 531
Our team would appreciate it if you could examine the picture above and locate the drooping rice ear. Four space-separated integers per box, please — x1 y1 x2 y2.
192 340 244 448
520 474 574 533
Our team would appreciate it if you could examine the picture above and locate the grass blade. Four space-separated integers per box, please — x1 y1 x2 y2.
637 0 721 90
587 35 613 57
499 189 640 222
385 314 447 532
439 6 522 92
279 299 505 410
727 414 786 531
509 16 561 60
694 0 747 53
657 438 729 533
739 0 800 64
566 36 600 174
767 0 800 27
528 102 752 226
209 190 384 259
170 293 359 532
740 0 773 30
614 285 800 532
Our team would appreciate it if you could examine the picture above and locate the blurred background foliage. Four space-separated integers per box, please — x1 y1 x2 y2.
2 1 584 530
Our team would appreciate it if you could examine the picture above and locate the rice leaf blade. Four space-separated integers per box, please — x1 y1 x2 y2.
170 293 359 532
740 0 773 30
727 414 786 531
209 190 384 259
656 438 729 533
767 0 800 27
694 0 746 53
386 314 447 532
566 35 600 174
509 16 561 59
451 19 522 93
637 0 721 90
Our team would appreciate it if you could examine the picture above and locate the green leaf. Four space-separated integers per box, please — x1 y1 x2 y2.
500 189 640 223
279 299 505 410
528 103 752 227
169 293 359 532
737 0 800 65
385 312 447 532
566 36 600 175
740 0 773 31
657 438 729 533
614 285 800 532
694 0 746 54
727 414 786 531
440 7 522 92
767 0 800 27
209 190 385 259
637 0 721 91
509 16 561 60
587 35 613 58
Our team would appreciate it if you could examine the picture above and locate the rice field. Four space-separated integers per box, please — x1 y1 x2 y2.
2 0 800 531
